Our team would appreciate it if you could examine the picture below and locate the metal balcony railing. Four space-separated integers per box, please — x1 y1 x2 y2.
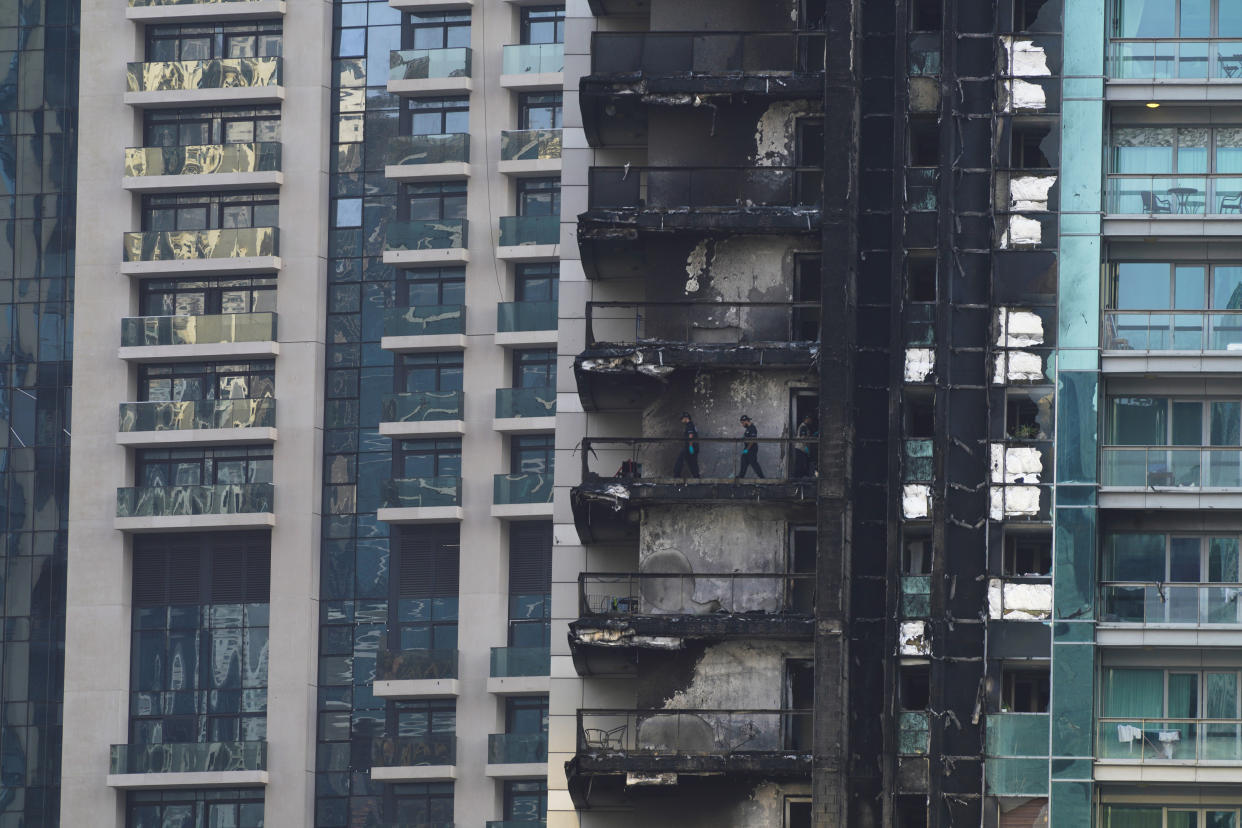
127 57 281 91
380 476 461 509
589 31 825 75
1101 446 1242 488
588 166 822 210
123 227 278 262
110 741 266 774
576 709 812 754
121 312 276 347
500 129 561 161
1108 39 1242 80
578 572 815 617
1105 175 1242 215
118 398 275 432
1097 717 1242 762
585 301 820 346
389 48 472 81
1100 581 1242 625
1103 310 1242 352
116 482 273 518
380 391 463 423
376 646 459 681
125 143 281 177
580 436 820 481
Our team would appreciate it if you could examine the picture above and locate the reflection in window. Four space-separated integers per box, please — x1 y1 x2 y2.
142 191 279 232
1111 262 1242 310
516 177 560 217
128 789 264 828
141 276 276 316
403 12 470 50
1107 396 1242 446
401 266 464 306
513 348 556 388
521 6 565 45
519 92 562 130
504 780 548 823
406 96 469 135
515 262 559 302
396 438 461 478
390 524 459 652
404 181 467 221
139 361 275 402
397 353 462 393
511 434 553 475
1113 0 1242 38
144 106 280 147
146 21 282 61
136 446 274 486
389 782 453 825
1111 127 1242 175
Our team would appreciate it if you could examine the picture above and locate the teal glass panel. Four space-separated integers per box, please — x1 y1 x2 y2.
1051 643 1094 756
121 313 277 346
499 215 559 246
489 646 550 677
385 133 470 166
379 477 461 509
1058 236 1101 347
984 758 1048 795
500 129 562 161
907 33 941 75
487 733 548 764
370 734 456 766
110 741 267 774
1052 622 1094 642
379 391 463 423
1061 104 1105 214
1054 507 1096 619
1100 805 1159 828
495 387 556 419
904 439 933 482
375 646 458 681
385 219 467 251
986 713 1050 757
494 473 553 505
497 301 558 332
501 43 563 74
901 575 931 618
1057 486 1096 505
1050 757 1093 779
898 711 929 755
118 398 275 431
1056 372 1098 483
1049 781 1092 827
382 305 465 337
116 483 274 517
389 48 472 80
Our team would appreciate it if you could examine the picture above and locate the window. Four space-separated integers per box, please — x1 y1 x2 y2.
397 353 463 393
517 177 560 216
390 524 460 651
1000 666 1049 712
146 21 282 61
1112 126 1242 175
1006 388 1052 440
506 695 549 735
1100 668 1242 753
902 529 932 574
1111 262 1242 311
996 797 1048 828
1106 396 1242 447
406 96 469 136
405 181 467 221
141 191 279 231
895 797 929 828
1009 119 1057 170
1101 806 1242 828
515 263 559 302
793 254 821 340
396 438 462 478
1102 532 1242 623
1013 0 1056 32
786 798 813 828
389 783 453 825
140 277 276 316
404 12 470 49
508 521 551 647
909 119 940 166
520 6 565 44
910 0 942 30
1004 531 1051 576
907 252 937 301
513 348 556 387
1113 0 1242 38
401 267 465 306
139 361 275 402
900 665 930 709
519 92 562 130
128 789 264 828
144 107 281 147
511 435 553 475
503 780 547 823
136 446 272 487
905 396 934 438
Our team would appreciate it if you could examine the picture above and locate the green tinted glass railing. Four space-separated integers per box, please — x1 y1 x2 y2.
376 646 458 681
127 57 282 91
125 143 281 177
386 133 470 166
116 483 274 517
385 219 467 252
1104 310 1242 352
119 398 275 432
499 215 558 246
494 473 553 505
495 387 556 419
986 713 1049 757
389 48 472 80
123 227 278 262
1101 447 1242 488
904 439 933 482
381 477 461 509
900 575 931 618
1105 175 1242 215
383 305 465 337
1100 582 1242 625
370 734 456 767
490 646 550 677
110 741 266 774
497 301 557 333
500 129 562 161
1097 717 1242 762
487 732 548 764
898 711 929 755
502 43 563 74
1109 39 1242 80
121 313 276 347
381 391 463 423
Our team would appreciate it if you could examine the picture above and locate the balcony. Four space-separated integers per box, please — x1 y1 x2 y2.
1100 446 1242 508
378 391 465 438
383 219 468 266
388 48 472 95
1096 717 1242 782
381 305 467 352
116 482 274 531
496 301 557 346
374 645 459 698
570 572 814 675
498 129 561 176
487 733 547 778
1099 581 1242 647
1103 310 1242 372
126 57 283 107
984 713 1049 796
576 301 819 409
121 227 279 277
120 312 278 361
370 734 457 782
123 143 281 191
1103 175 1242 236
500 43 563 89
384 133 471 181
494 387 555 432
1108 39 1242 102
567 708 811 807
108 741 267 788
497 215 558 260
377 476 463 523
118 398 276 447
493 473 553 518
490 646 550 678
126 0 287 22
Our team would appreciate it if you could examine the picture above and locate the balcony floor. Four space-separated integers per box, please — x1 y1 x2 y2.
107 770 268 789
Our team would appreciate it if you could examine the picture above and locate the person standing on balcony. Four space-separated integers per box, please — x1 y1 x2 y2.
673 411 701 478
737 415 765 479
794 413 817 478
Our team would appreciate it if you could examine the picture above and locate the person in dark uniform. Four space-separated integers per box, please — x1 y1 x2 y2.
793 413 817 478
673 411 700 478
737 414 765 478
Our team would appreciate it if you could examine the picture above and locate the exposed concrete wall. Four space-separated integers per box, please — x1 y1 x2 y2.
647 101 823 168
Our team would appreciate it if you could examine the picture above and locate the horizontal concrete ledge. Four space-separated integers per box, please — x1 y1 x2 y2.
500 71 563 90
121 256 281 277
1102 352 1242 374
385 162 470 182
391 0 471 9
495 329 557 347
119 342 280 362
380 333 467 352
493 416 556 433
124 87 285 109
1102 216 1242 237
491 502 554 519
1107 79 1242 103
371 765 457 782
1099 490 1242 509
496 243 558 262
126 0 286 22
123 171 284 193
485 761 547 779
383 248 469 266
1097 626 1242 648
377 506 464 523
387 77 473 96
107 770 268 789
379 420 466 438
487 675 550 695
498 158 562 176
117 427 277 447
1094 761 1242 783
115 513 276 533
374 678 460 698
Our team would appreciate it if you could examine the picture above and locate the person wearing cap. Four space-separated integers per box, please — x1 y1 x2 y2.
673 411 700 478
737 414 765 479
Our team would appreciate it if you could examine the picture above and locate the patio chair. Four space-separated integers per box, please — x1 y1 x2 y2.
1140 191 1172 214
1221 192 1242 213
583 725 627 750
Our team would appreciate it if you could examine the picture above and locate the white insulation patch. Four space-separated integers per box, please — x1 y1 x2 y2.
988 578 1053 620
903 484 931 519
989 485 1041 520
996 308 1045 348
1000 215 1043 248
899 621 930 655
990 444 1043 484
1006 79 1047 111
1009 176 1055 212
904 348 934 382
1003 38 1052 77
994 351 1044 384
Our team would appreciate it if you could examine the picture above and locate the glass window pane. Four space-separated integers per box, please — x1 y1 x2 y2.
1106 533 1166 581
1212 401 1241 445
1117 0 1175 37
1169 537 1201 581
1113 128 1175 174
1178 128 1209 173
1216 267 1242 309
1181 0 1211 36
1102 667 1164 717
1171 400 1203 445
1210 538 1240 581
1116 263 1171 309
1109 397 1168 444
1175 266 1206 309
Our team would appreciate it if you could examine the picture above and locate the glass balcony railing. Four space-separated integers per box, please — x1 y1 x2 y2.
499 215 559 247
578 572 815 617
494 472 553 505
1097 717 1242 762
385 133 470 166
116 483 274 518
900 575 931 617
495 387 556 419
1101 446 1242 488
986 713 1049 757
389 48 472 81
490 646 550 677
899 711 930 755
497 301 557 333
110 741 267 774
383 305 465 337
908 32 942 75
121 312 276 347
1105 175 1242 215
502 43 563 75
123 227 278 262
1103 310 1242 352
130 0 264 5
385 218 467 252
371 734 456 767
500 129 562 162
125 143 281 177
589 166 823 210
380 391 464 423
487 733 548 764
127 57 282 92
1101 582 1242 625
118 398 275 432
380 476 461 509
1109 39 1242 80
376 646 459 681
488 823 546 828
577 709 812 755
589 31 825 75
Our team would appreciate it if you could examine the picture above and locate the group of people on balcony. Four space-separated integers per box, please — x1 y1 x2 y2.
671 412 819 480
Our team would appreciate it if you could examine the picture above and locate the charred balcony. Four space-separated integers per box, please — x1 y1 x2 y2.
566 708 812 808
571 436 816 542
579 31 825 146
575 301 819 411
